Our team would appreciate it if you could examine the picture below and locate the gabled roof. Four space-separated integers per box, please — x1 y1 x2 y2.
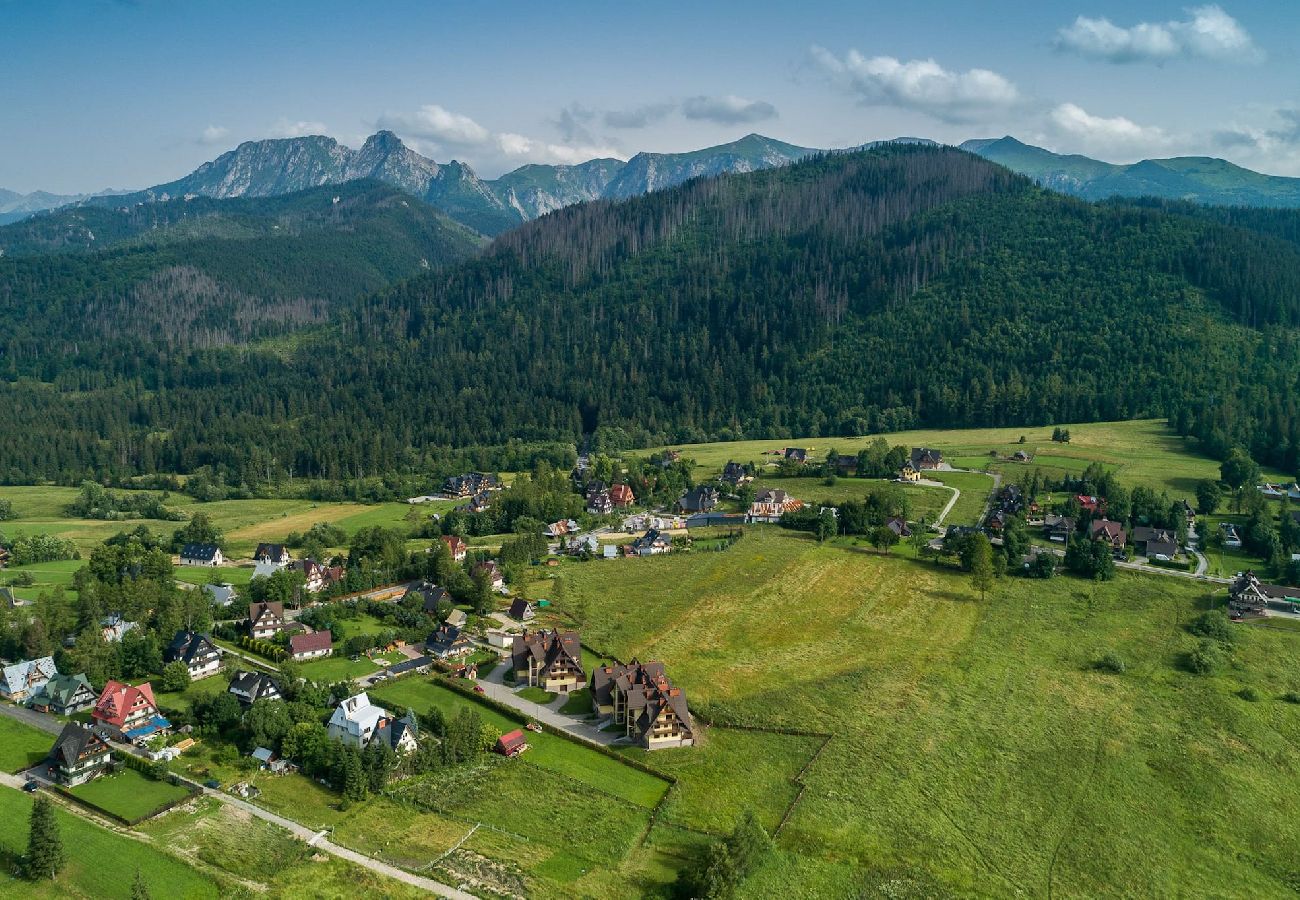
228 670 281 703
511 629 584 681
248 601 285 625
254 543 289 561
32 673 94 708
165 631 219 666
50 722 110 769
373 711 419 751
508 598 535 620
910 447 943 466
290 631 333 655
179 543 221 560
1 656 57 694
94 680 157 728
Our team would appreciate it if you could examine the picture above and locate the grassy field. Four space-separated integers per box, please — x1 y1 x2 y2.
67 766 192 822
747 476 956 523
297 653 392 683
369 678 671 809
535 527 1300 897
0 715 57 773
649 418 1287 501
153 671 230 715
0 786 220 899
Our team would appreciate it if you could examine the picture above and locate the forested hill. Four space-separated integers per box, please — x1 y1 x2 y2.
3 144 1300 485
0 180 484 350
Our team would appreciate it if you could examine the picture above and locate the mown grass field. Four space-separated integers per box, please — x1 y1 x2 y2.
0 785 220 899
67 766 192 822
747 476 956 522
538 527 1300 897
0 715 57 773
369 678 671 809
649 418 1287 501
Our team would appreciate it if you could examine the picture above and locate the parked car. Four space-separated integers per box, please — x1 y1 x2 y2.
473 685 486 695
23 781 38 793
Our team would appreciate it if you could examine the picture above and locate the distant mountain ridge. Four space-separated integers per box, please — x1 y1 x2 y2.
961 136 1300 207
21 130 1300 235
65 132 827 236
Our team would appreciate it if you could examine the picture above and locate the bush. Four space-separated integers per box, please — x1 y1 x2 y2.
1238 686 1262 702
1282 691 1300 704
1187 639 1224 675
1189 609 1237 645
1094 651 1127 674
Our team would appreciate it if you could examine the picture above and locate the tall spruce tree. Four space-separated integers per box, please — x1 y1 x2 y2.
24 796 64 880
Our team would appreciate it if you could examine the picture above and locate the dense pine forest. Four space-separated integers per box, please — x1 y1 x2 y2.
3 144 1300 487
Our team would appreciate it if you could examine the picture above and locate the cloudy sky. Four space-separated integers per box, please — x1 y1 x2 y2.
3 0 1299 193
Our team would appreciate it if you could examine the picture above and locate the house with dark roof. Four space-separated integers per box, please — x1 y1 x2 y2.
1133 526 1179 558
0 656 57 702
202 583 237 607
589 659 695 750
100 613 138 643
720 462 752 486
1229 572 1300 615
1089 519 1127 552
49 722 112 786
511 629 585 693
425 623 472 659
248 601 287 640
472 560 504 591
910 448 943 470
179 543 224 567
228 671 282 706
885 517 912 538
898 461 921 482
254 543 291 567
586 489 614 516
1044 515 1077 543
29 673 97 716
405 581 451 615
289 631 333 661
93 681 168 742
384 656 432 678
291 558 343 593
508 598 536 622
373 711 420 755
165 631 222 680
627 528 672 556
675 485 719 514
784 448 808 463
328 693 418 754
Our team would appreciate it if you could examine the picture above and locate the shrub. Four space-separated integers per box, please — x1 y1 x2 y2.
1283 691 1300 704
1189 609 1236 645
1187 639 1224 675
1238 686 1262 702
1094 652 1127 674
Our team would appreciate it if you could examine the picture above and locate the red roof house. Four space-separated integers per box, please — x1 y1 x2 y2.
441 535 468 562
93 680 168 741
609 484 636 507
495 729 528 757
289 631 334 661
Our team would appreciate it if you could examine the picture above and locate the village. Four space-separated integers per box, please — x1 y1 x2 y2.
0 421 1297 896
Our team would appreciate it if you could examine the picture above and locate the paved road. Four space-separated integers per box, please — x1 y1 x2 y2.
0 702 62 736
477 666 625 748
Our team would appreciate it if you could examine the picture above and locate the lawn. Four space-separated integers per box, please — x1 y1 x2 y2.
296 653 388 683
544 526 1300 897
746 476 954 523
925 469 995 525
517 685 556 704
174 565 255 589
369 678 670 809
648 418 1288 502
67 766 193 822
0 715 57 773
152 671 230 715
0 786 220 899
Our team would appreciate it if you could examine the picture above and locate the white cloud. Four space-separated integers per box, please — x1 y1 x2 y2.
1048 103 1171 156
269 119 329 138
1056 5 1261 64
377 104 623 174
603 103 676 130
198 124 229 145
376 105 491 147
681 95 778 125
812 46 1019 123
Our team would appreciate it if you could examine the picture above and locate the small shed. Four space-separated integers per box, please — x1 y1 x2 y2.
495 729 529 758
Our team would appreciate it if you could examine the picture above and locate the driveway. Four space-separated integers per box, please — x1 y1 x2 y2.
476 666 626 748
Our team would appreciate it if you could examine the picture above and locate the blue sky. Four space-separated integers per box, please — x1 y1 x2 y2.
3 0 1299 192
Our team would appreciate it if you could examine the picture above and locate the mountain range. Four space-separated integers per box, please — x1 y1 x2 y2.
4 142 1300 484
12 130 1300 237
